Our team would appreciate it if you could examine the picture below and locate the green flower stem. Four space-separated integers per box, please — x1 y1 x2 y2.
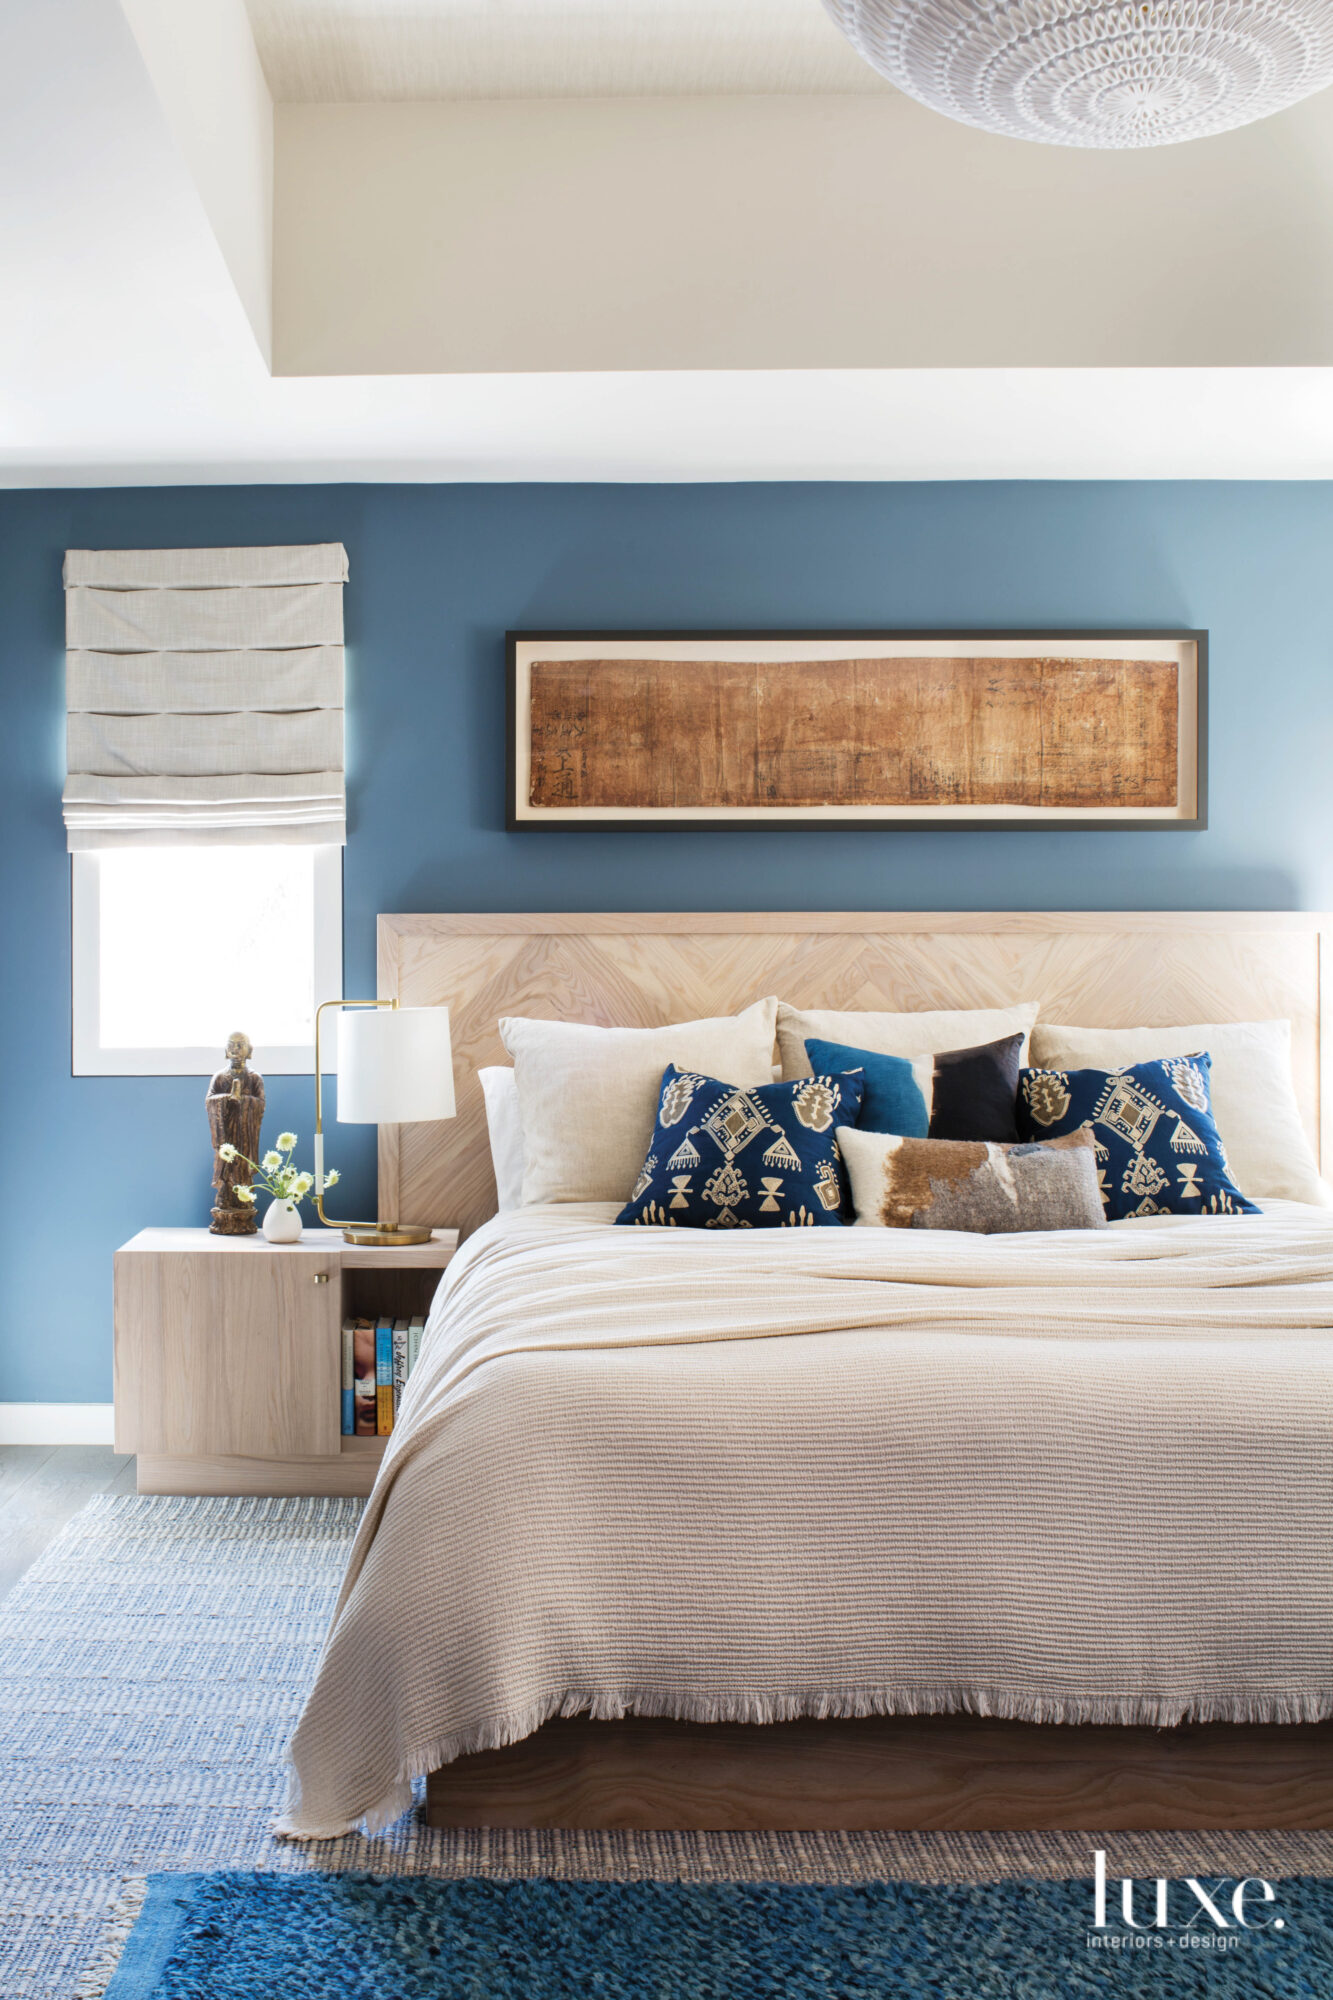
220 1137 337 1209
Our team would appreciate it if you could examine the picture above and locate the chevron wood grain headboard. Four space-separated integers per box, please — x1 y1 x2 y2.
376 911 1332 1238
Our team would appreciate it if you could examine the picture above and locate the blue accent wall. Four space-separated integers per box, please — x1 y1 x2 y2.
2 479 1331 1403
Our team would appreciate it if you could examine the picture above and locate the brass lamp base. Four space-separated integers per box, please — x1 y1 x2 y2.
340 1223 434 1247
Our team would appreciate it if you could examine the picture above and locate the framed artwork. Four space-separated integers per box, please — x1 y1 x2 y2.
507 629 1207 832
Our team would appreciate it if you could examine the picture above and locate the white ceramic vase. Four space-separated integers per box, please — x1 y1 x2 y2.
262 1198 303 1244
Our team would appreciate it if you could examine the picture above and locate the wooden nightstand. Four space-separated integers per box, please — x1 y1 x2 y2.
114 1227 458 1496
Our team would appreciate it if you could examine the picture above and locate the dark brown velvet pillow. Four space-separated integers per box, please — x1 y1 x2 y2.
928 1032 1024 1143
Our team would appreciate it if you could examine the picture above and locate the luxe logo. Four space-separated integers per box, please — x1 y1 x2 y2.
1092 1851 1285 1933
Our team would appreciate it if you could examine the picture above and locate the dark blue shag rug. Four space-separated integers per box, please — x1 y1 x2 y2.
101 1871 1333 1999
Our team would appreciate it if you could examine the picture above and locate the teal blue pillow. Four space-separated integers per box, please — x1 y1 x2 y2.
617 1064 864 1228
802 1037 930 1137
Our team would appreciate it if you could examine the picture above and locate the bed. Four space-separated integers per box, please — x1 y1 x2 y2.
281 911 1333 1837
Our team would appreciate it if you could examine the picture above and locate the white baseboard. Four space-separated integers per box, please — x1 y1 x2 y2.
0 1403 116 1446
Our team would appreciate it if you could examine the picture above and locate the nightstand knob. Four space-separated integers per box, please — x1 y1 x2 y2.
313 1273 329 1284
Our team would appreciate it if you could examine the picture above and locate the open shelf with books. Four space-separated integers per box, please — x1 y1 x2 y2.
339 1253 449 1457
342 1309 427 1446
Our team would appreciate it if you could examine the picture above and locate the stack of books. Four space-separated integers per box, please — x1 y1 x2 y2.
341 1315 427 1436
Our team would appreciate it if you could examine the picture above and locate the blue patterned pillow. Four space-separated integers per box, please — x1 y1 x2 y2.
1017 1053 1258 1221
616 1064 864 1228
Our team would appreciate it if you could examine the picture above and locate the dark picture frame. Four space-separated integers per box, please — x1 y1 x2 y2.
507 629 1208 832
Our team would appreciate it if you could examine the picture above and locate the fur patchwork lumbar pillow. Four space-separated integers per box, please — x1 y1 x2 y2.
1016 1054 1259 1221
617 1064 864 1228
804 1032 1023 1144
837 1125 1106 1233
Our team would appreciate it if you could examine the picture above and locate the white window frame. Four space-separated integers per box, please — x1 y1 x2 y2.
71 845 343 1077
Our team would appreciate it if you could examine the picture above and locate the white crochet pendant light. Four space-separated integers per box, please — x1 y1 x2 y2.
822 1 1333 149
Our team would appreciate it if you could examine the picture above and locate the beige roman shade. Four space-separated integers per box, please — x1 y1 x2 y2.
62 543 348 848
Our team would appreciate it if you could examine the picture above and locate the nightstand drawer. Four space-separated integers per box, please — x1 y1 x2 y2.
114 1248 341 1458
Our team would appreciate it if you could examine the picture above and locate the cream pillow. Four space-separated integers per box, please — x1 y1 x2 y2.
777 1000 1040 1079
1029 1019 1328 1206
477 1066 525 1212
501 998 779 1206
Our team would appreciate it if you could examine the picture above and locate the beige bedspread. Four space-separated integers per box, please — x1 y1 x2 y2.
281 1201 1333 1837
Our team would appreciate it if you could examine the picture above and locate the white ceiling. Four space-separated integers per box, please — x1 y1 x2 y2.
6 0 1333 485
243 0 884 101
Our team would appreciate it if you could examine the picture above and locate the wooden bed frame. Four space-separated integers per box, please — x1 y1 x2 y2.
377 909 1333 1832
421 1715 1333 1833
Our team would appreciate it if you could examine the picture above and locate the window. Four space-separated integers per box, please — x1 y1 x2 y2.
72 844 342 1076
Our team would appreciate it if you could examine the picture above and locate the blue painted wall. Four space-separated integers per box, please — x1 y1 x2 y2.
2 479 1331 1403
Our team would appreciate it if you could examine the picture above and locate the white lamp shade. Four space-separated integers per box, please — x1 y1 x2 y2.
338 1006 456 1124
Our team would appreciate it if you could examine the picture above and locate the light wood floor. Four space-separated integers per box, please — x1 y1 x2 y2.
0 1444 137 1607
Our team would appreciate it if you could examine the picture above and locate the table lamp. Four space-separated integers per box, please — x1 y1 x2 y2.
314 998 456 1245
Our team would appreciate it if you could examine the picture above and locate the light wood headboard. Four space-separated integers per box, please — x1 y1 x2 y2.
377 911 1332 1236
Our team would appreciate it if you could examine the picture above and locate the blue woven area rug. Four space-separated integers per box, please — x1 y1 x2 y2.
102 1871 1332 1998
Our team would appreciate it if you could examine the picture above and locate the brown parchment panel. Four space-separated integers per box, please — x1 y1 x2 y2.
527 656 1179 811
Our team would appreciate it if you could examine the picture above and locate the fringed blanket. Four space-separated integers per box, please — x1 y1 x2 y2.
281 1201 1333 1836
